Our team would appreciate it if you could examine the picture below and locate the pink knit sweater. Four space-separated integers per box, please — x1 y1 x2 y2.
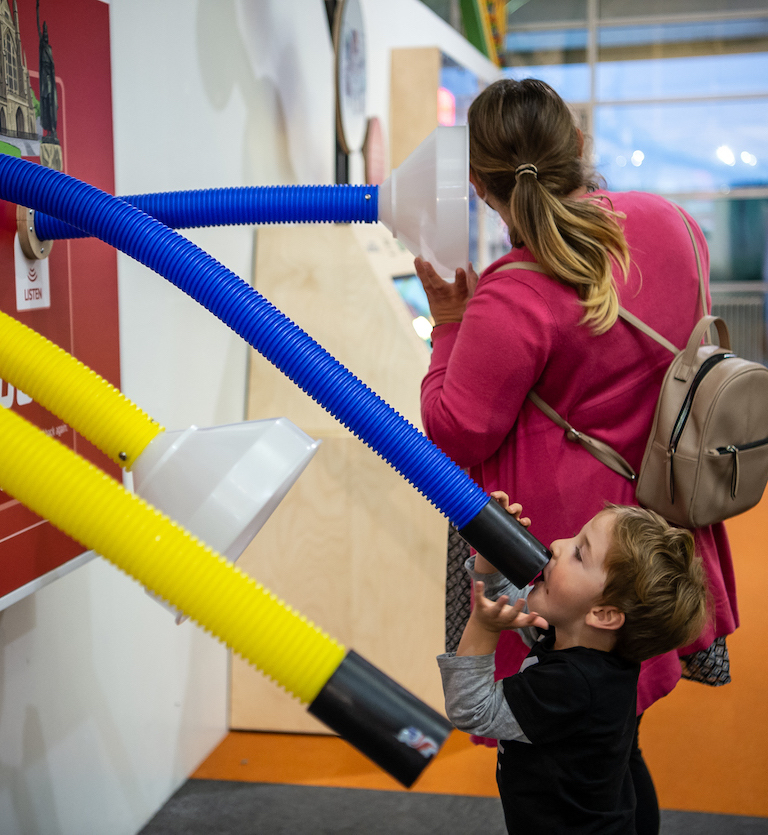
422 190 739 713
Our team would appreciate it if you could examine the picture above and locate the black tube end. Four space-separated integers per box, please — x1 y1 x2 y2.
308 650 453 788
459 498 551 588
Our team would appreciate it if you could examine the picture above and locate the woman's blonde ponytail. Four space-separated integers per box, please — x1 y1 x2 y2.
469 78 630 334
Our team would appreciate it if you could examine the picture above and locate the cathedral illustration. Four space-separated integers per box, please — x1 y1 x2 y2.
0 0 39 144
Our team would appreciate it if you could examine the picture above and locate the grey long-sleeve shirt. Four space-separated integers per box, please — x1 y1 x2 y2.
437 557 541 743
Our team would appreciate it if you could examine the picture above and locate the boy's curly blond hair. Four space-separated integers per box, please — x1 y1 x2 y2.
599 505 710 664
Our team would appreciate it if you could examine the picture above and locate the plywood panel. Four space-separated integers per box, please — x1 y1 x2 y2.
390 47 440 169
230 224 448 732
245 224 425 432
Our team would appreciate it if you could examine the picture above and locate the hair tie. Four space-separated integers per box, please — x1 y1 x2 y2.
515 163 538 180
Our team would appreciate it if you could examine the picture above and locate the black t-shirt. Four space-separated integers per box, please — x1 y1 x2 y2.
498 635 640 834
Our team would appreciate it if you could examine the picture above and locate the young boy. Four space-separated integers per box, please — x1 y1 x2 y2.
437 492 709 834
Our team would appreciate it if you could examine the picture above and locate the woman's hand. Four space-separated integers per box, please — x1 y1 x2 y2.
414 257 479 326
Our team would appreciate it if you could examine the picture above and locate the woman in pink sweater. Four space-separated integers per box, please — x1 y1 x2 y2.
417 78 738 835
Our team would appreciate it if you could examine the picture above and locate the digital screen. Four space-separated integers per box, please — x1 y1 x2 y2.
392 273 433 346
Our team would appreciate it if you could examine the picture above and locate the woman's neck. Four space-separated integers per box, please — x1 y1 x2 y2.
568 185 589 199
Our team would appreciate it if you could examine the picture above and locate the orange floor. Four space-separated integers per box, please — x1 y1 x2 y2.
639 497 768 819
194 498 768 816
192 729 498 796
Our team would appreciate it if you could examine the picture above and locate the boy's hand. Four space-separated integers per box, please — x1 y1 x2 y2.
473 491 533 576
456 580 549 657
490 490 531 528
471 580 549 633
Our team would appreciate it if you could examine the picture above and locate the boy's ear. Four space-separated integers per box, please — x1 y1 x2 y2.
586 605 625 632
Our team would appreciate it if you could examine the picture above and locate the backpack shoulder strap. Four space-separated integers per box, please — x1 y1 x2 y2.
485 261 647 477
527 390 637 481
618 204 708 348
673 203 708 319
488 204 707 351
488 260 679 353
486 206 706 481
617 307 678 354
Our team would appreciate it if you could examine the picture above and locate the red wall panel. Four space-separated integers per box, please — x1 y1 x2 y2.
0 0 121 602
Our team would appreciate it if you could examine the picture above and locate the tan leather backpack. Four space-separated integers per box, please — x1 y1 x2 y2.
495 207 768 528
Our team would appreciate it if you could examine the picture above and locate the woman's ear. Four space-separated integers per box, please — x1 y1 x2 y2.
586 605 625 632
469 167 486 199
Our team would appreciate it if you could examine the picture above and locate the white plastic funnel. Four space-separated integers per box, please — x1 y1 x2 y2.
378 125 469 278
132 417 320 562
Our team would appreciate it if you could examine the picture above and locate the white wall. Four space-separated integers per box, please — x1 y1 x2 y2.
0 1 497 833
363 0 501 171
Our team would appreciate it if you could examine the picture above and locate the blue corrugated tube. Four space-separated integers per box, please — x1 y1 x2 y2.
0 156 483 529
3 156 551 585
33 185 379 241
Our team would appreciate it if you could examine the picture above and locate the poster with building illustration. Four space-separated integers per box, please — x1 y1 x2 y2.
0 0 120 605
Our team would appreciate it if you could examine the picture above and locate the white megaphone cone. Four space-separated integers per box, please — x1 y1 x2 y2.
133 417 319 562
378 125 469 279
132 417 319 622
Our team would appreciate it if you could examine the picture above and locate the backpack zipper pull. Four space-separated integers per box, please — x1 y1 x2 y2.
726 445 739 499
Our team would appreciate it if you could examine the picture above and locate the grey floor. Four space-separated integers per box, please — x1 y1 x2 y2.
138 779 768 834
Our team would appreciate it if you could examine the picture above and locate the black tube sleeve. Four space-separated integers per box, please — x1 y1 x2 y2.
458 497 551 588
308 650 453 788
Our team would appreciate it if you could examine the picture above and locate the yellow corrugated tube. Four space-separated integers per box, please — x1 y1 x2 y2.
0 309 162 469
0 404 346 703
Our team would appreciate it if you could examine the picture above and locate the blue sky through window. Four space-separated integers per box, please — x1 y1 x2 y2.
503 48 768 194
594 98 768 193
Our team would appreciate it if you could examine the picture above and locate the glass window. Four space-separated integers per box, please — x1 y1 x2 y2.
495 2 768 361
675 197 768 283
600 0 768 17
506 27 589 59
503 63 591 103
598 18 768 48
440 56 482 126
596 18 768 99
507 0 587 25
3 32 18 96
594 98 768 194
598 52 768 100
503 27 591 103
